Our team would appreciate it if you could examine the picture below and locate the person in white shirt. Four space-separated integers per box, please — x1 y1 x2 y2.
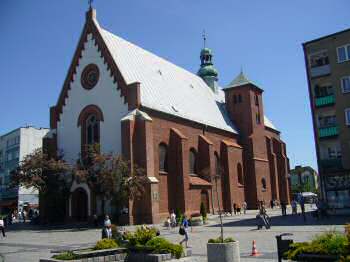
170 210 176 228
0 218 6 237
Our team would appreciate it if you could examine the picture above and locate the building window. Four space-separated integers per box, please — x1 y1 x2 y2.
327 147 341 159
256 113 261 124
341 76 350 93
345 108 350 126
255 95 259 106
337 44 350 63
237 163 243 185
189 148 197 175
158 143 168 172
86 114 100 145
233 95 237 104
81 64 100 90
314 84 334 97
261 177 267 190
309 50 329 68
318 115 337 128
238 94 242 103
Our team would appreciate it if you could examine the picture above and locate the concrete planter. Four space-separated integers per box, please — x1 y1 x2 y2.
207 241 240 262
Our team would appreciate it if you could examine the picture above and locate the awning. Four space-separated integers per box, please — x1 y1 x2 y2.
189 176 212 187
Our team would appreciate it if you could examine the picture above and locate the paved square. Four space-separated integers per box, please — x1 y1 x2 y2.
0 206 347 262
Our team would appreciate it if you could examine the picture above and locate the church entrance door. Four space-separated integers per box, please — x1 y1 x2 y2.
200 190 210 212
71 188 88 221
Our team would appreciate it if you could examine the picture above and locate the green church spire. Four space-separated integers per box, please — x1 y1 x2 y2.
197 32 219 93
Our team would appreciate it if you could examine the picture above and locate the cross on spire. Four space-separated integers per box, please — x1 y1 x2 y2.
88 0 93 9
202 30 207 49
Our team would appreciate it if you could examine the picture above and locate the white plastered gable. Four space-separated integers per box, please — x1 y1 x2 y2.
57 34 129 164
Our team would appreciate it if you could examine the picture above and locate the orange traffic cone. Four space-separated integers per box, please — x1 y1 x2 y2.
250 240 261 256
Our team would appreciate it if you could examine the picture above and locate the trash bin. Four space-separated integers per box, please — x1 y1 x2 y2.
276 233 293 262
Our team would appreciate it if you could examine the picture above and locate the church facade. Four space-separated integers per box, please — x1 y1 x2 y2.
44 8 291 224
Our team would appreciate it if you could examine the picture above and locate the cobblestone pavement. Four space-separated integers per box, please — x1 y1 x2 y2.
0 206 347 262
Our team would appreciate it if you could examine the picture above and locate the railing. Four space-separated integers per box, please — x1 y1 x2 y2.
319 158 343 171
318 126 338 138
315 94 335 107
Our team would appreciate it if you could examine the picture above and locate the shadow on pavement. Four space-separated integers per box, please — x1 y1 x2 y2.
5 222 94 232
209 212 349 228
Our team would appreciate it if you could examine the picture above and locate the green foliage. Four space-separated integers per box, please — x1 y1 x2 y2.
200 202 207 221
94 239 118 250
340 255 350 262
175 208 182 224
124 226 158 246
52 251 78 260
285 231 349 260
146 237 184 259
208 237 235 243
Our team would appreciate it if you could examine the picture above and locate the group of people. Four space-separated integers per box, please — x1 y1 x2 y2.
164 210 190 248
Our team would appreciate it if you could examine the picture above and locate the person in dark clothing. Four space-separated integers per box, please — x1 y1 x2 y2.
300 198 306 221
281 202 287 216
0 218 6 237
270 199 274 209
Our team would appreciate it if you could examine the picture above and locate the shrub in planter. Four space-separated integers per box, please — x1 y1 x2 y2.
94 238 118 250
208 237 235 243
285 231 349 261
52 251 78 260
124 226 158 246
207 237 239 262
146 237 184 259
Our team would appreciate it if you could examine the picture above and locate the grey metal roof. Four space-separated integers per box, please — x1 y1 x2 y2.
99 26 238 134
96 22 277 133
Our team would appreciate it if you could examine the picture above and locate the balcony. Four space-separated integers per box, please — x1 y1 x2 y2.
310 64 331 78
320 158 343 171
315 95 335 108
318 126 338 138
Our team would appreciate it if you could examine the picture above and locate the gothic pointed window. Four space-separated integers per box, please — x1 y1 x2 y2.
214 153 220 177
86 114 100 145
261 177 267 191
159 143 168 172
189 148 197 175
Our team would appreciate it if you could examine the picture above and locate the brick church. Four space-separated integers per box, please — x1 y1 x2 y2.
44 8 290 224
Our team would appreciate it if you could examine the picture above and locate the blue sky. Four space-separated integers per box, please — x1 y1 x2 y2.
0 0 349 170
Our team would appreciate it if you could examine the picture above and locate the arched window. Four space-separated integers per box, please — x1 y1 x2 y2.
159 143 168 172
237 163 243 185
86 114 100 145
255 95 259 106
189 148 197 175
261 177 267 190
238 94 242 103
233 95 237 104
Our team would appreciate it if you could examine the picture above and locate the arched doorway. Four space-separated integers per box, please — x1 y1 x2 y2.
71 188 88 221
200 190 210 213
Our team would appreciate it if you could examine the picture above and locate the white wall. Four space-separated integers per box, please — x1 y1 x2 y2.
57 34 129 164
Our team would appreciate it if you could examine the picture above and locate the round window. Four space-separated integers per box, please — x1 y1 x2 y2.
81 64 99 90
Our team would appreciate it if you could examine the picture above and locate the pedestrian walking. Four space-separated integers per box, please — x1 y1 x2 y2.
104 215 111 227
270 199 274 209
233 203 237 215
179 215 190 248
281 201 287 216
242 201 247 214
170 210 176 228
291 200 297 215
300 198 306 221
101 220 112 239
0 218 6 237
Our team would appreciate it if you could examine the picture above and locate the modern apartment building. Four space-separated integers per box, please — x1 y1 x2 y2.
303 28 350 210
0 126 49 213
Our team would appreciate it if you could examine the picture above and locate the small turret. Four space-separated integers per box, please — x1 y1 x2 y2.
197 34 219 93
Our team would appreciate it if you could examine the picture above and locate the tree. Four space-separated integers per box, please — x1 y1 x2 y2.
201 165 225 243
10 148 72 223
73 145 148 218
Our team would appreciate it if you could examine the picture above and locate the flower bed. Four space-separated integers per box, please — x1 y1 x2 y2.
284 227 350 261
